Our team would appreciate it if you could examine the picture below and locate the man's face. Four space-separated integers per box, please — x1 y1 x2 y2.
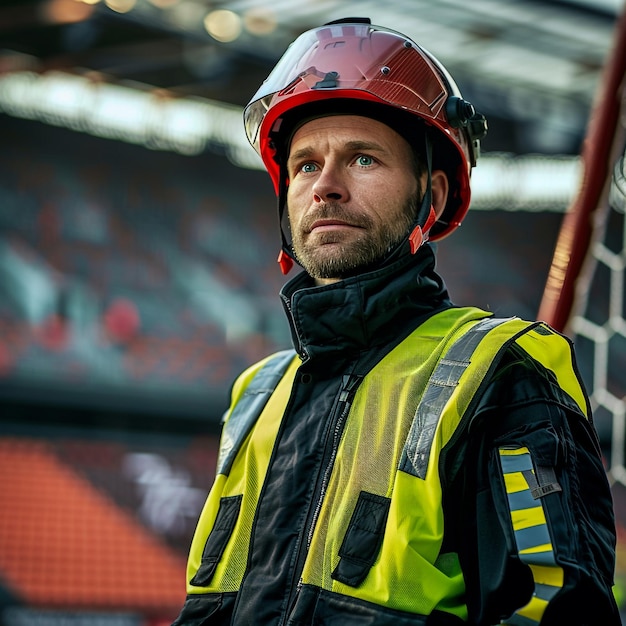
286 115 421 285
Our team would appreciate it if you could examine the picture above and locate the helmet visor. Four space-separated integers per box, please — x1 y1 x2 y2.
244 22 450 151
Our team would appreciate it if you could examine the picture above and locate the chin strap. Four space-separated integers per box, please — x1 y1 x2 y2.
276 160 297 275
278 249 294 275
408 205 437 254
408 130 436 255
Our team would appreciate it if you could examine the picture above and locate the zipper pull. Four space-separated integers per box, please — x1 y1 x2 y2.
339 374 362 403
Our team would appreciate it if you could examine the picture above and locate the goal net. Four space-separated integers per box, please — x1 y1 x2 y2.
538 5 626 475
570 148 626 483
537 6 626 607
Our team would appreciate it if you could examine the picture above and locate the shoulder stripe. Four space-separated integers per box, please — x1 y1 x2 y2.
399 317 520 479
217 349 296 476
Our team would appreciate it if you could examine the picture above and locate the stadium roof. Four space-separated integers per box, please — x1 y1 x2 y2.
0 0 623 155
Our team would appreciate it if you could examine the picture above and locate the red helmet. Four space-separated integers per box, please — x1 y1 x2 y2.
244 18 487 268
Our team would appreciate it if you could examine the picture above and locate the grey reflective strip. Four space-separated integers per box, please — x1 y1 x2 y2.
399 317 512 479
514 524 552 553
500 453 534 474
498 447 563 626
507 489 537 511
217 349 296 476
520 550 557 567
534 582 561 602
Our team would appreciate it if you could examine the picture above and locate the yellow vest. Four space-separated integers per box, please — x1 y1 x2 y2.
185 306 587 620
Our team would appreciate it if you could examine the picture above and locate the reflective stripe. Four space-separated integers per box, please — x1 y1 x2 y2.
514 524 552 553
399 317 514 478
217 349 296 475
506 489 538 511
518 548 559 567
500 452 533 474
505 597 546 625
504 472 533 494
499 447 564 625
510 506 548 530
528 563 564 587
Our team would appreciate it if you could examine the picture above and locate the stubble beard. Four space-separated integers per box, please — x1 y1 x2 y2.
289 194 419 281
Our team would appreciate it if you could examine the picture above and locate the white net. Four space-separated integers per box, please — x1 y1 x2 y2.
566 142 626 617
570 148 626 483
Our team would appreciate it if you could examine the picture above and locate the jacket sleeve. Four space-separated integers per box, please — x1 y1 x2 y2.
447 343 620 625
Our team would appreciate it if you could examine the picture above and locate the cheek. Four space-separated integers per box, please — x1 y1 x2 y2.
282 205 293 233
357 177 401 211
371 179 418 223
286 180 299 206
284 195 301 234
286 183 308 218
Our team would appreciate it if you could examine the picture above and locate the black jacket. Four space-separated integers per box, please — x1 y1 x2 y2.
173 244 618 625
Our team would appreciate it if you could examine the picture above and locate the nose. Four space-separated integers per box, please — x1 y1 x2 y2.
311 166 349 203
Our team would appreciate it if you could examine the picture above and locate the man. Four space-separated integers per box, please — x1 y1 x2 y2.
172 18 619 625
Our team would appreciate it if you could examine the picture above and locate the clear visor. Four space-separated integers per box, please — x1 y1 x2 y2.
244 22 452 150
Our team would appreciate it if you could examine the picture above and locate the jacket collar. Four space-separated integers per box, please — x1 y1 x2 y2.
279 244 452 364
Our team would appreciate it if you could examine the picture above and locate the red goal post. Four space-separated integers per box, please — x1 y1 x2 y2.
538 7 626 334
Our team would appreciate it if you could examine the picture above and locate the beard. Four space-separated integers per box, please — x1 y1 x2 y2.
289 193 420 281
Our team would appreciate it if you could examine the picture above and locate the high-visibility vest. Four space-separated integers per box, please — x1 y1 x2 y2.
185 306 587 621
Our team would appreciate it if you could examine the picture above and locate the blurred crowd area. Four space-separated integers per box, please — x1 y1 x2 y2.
0 117 290 426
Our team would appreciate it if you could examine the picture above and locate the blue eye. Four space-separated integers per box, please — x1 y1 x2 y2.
301 163 317 173
356 155 374 166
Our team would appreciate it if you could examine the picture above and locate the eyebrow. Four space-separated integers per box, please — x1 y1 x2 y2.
344 140 387 153
288 146 315 165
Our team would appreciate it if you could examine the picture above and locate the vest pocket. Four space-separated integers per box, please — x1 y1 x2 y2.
190 495 242 587
331 491 391 587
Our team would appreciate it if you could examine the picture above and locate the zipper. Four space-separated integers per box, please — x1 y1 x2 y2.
280 292 308 361
285 372 362 619
305 374 361 550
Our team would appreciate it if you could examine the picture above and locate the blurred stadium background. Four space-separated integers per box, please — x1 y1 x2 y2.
0 0 625 623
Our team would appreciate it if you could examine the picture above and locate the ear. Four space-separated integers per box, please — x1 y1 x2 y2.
430 169 449 221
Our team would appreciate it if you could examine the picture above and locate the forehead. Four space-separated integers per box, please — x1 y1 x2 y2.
288 114 410 155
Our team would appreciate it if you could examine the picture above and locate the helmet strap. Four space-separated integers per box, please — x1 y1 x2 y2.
408 206 437 253
407 132 435 254
277 164 295 275
278 249 294 275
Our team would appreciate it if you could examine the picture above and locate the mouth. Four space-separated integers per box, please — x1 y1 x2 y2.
308 218 362 233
